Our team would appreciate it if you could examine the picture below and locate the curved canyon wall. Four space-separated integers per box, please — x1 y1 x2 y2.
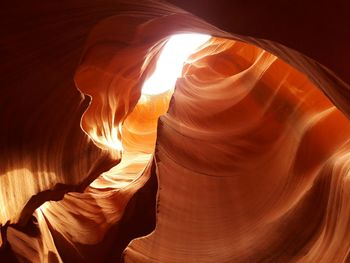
1 0 350 262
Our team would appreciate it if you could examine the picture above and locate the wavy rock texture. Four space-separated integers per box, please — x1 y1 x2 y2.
125 38 350 263
1 0 350 262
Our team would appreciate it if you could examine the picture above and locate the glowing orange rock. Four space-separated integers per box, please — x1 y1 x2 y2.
1 1 350 262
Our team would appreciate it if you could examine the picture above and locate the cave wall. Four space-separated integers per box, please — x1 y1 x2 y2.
1 0 350 262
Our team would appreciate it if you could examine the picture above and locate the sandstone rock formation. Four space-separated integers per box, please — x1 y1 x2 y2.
1 0 350 262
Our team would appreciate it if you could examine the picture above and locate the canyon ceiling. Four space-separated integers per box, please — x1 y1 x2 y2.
1 0 350 262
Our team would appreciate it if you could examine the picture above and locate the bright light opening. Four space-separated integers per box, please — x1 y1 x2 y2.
141 33 211 95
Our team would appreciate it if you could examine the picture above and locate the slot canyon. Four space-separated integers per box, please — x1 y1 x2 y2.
1 0 350 262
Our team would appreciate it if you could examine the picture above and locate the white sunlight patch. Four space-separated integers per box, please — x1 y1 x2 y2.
141 33 211 95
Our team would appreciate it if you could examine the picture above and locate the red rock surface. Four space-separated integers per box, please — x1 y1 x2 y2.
1 0 350 262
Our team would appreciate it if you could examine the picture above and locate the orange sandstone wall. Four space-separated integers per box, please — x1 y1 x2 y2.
1 0 350 262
